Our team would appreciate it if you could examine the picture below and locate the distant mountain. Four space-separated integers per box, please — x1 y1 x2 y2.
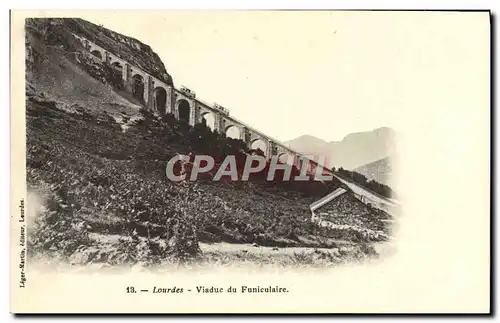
285 127 396 170
354 157 392 186
283 134 328 156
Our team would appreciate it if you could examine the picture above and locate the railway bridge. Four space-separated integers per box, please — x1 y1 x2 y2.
72 33 333 177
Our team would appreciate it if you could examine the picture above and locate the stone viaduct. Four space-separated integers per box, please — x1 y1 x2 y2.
72 33 332 176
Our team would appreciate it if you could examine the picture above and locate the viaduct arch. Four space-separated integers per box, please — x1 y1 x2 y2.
225 125 241 140
176 99 191 124
90 50 102 59
201 111 215 130
153 87 167 115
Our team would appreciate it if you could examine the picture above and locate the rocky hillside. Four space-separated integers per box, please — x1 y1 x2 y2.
313 192 392 240
26 18 173 86
354 157 393 186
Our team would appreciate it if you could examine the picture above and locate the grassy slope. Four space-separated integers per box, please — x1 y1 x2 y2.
26 24 391 267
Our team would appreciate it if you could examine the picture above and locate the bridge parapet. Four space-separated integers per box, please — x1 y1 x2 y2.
179 86 196 98
213 103 229 116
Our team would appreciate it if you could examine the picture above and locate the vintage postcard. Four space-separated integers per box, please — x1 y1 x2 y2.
10 10 490 314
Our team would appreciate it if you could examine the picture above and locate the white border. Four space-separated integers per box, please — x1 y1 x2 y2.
3 1 497 322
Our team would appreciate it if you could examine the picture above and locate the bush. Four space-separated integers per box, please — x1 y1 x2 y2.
336 167 395 198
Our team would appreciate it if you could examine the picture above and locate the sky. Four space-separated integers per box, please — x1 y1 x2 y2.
73 11 445 142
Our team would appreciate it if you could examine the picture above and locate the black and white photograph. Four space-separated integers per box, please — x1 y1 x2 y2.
10 10 491 314
24 14 404 269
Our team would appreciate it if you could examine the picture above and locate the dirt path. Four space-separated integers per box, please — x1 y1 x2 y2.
200 241 343 255
83 233 381 267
